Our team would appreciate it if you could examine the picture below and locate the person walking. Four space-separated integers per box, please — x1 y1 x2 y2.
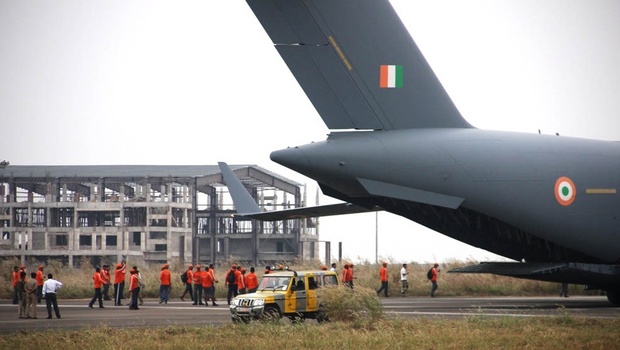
430 263 440 297
114 261 126 306
128 268 140 310
376 262 389 297
17 271 27 318
88 267 105 309
192 264 204 305
208 263 219 304
42 273 63 319
159 263 171 304
25 272 38 319
101 265 111 301
209 264 219 305
180 264 194 302
245 267 258 293
560 282 569 298
202 265 218 306
133 265 144 305
400 263 409 296
36 265 44 303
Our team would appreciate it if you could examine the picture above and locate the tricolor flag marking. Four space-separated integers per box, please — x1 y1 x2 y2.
380 65 403 88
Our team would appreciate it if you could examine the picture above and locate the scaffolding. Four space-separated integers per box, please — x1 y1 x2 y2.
0 165 318 267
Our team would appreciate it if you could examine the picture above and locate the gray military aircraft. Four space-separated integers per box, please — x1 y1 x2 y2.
237 0 620 304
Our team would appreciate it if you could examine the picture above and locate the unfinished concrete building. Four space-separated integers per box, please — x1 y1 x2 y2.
0 165 318 267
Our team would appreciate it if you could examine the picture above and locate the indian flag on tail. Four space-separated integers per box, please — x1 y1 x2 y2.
380 65 403 88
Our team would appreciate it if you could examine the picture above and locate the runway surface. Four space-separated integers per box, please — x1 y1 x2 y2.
1 296 618 334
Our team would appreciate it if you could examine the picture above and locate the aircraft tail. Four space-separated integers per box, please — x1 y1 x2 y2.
247 0 473 130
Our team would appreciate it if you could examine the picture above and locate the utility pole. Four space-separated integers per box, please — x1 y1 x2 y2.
375 211 379 264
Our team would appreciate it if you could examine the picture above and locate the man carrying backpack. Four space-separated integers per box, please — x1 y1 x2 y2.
180 264 193 302
430 263 440 297
225 264 239 305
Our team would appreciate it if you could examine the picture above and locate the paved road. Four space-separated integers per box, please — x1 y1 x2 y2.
1 296 618 334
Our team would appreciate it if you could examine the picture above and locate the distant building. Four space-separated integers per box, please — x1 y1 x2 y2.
0 165 318 267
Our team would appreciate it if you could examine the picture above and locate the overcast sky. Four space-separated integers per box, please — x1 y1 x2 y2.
1 1 619 264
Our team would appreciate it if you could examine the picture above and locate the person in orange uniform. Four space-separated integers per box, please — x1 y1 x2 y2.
114 260 126 306
128 267 140 310
208 263 218 303
342 264 353 288
159 263 171 304
202 265 218 306
430 263 440 297
11 266 20 304
88 267 105 308
101 265 111 301
192 264 204 305
180 264 194 302
349 263 356 289
36 265 44 303
376 262 389 297
237 266 246 295
245 267 259 293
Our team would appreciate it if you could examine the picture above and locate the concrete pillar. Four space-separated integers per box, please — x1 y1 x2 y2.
62 184 68 202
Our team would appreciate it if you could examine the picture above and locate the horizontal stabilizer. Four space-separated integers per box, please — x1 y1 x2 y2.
240 202 380 221
450 262 569 276
450 262 620 287
219 161 379 220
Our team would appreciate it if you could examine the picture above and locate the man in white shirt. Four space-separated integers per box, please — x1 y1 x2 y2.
42 273 63 319
400 264 408 296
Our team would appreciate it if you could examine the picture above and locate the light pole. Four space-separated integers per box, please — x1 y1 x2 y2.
375 211 379 264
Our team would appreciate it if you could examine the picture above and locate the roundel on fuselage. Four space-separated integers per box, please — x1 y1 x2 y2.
555 176 576 206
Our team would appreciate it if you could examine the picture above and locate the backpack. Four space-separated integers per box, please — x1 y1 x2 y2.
180 272 188 283
227 271 237 284
426 268 433 280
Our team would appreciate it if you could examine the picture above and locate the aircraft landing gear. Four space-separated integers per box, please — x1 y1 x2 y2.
606 290 620 306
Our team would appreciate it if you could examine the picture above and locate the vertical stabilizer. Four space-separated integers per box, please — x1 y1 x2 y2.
218 162 262 215
247 0 473 130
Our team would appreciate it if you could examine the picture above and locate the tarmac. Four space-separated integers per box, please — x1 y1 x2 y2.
1 295 618 334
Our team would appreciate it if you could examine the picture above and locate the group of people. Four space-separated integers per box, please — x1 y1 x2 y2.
179 263 260 306
373 262 441 297
87 260 146 310
12 264 63 319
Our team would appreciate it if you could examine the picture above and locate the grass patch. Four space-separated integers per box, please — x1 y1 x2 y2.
0 318 619 349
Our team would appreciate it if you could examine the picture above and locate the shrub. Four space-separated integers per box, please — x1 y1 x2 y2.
319 285 383 325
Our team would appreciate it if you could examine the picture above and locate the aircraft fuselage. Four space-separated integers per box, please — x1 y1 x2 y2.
271 129 620 264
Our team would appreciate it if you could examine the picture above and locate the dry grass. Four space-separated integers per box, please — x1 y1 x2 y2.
0 257 598 299
0 318 619 349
